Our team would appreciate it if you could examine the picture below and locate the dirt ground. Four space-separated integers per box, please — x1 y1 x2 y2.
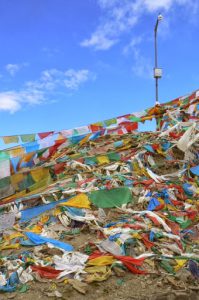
1 273 199 300
1 229 199 300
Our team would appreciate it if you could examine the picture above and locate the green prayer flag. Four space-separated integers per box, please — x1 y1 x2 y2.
0 151 10 161
107 152 120 161
0 177 11 189
128 116 141 122
21 134 36 143
104 118 117 126
37 148 47 157
160 260 175 274
84 157 98 165
19 284 29 293
89 187 132 208
18 173 35 191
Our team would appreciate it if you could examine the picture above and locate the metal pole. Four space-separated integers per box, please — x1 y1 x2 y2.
155 21 158 68
155 19 159 104
154 14 163 130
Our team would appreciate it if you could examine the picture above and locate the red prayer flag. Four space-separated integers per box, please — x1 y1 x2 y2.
31 265 61 279
38 131 54 139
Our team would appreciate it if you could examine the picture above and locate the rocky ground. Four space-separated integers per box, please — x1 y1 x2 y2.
1 227 199 300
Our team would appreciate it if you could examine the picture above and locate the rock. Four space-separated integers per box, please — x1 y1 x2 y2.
113 266 126 277
68 279 88 294
175 269 191 282
173 291 190 300
45 290 63 298
7 293 17 299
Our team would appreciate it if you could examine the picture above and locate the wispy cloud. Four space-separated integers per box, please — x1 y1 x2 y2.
64 69 93 89
81 1 139 50
5 64 20 76
0 90 45 114
123 36 153 79
26 69 94 91
142 0 198 12
81 0 198 51
0 68 94 113
132 49 153 79
123 36 143 55
5 63 28 76
42 47 61 57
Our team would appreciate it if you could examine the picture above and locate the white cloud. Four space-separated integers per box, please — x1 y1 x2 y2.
81 33 117 50
142 0 174 11
0 68 94 113
81 1 139 50
98 0 118 9
123 36 143 55
122 35 153 79
26 68 94 91
0 92 22 113
121 33 153 78
0 90 45 113
140 0 197 12
81 0 197 51
5 63 28 76
64 69 92 89
123 36 153 79
5 64 20 76
132 49 153 79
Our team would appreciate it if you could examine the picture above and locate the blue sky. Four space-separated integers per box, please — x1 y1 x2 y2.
0 0 198 135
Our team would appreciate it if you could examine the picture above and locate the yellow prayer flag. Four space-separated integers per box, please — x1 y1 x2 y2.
0 243 20 250
11 173 24 185
40 215 50 224
3 136 19 144
84 266 107 274
132 232 142 239
54 207 62 216
58 193 91 209
9 146 25 157
84 267 112 283
3 232 24 241
97 155 110 165
174 259 187 271
27 225 43 234
87 256 115 266
79 134 91 146
31 168 50 182
158 198 164 205
21 152 34 163
56 134 65 140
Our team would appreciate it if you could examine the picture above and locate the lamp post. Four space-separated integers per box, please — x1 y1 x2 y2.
154 14 163 105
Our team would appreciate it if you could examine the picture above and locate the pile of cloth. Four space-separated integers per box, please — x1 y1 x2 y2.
0 89 198 294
